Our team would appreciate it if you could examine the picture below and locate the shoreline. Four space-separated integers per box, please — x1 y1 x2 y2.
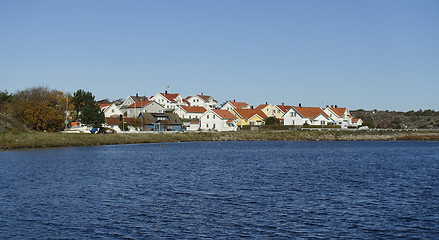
1 130 439 151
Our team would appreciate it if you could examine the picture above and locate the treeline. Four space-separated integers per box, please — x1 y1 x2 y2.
0 87 104 132
404 109 439 117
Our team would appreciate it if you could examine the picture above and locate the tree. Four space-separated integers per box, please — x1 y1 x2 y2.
357 115 375 129
265 117 280 125
0 90 12 112
72 89 104 127
9 86 68 132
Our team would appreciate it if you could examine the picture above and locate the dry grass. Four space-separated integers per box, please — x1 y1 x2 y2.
1 130 438 151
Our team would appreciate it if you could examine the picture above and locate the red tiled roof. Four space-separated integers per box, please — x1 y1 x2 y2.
352 118 359 123
230 101 250 109
293 106 329 119
234 108 267 120
255 104 269 110
277 104 292 113
327 107 347 117
100 103 111 109
161 93 180 102
105 117 120 125
127 100 152 108
211 109 237 119
197 94 217 102
180 106 207 113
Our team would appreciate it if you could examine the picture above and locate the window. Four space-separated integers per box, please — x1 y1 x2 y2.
213 124 216 129
321 121 325 125
207 115 209 119
206 124 209 128
112 109 115 113
213 115 215 119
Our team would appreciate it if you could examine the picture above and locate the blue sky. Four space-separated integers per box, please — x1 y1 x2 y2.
1 1 438 111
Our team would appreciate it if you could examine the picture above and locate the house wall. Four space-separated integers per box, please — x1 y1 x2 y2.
311 115 329 125
103 104 122 118
174 108 204 120
199 111 237 131
126 108 140 118
220 102 235 111
270 106 285 119
151 94 187 111
186 122 200 131
187 96 217 109
284 109 307 126
143 102 165 113
121 97 135 107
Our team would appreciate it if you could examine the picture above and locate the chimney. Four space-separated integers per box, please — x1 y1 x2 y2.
282 102 284 106
299 103 302 107
136 93 138 98
165 90 168 94
251 105 254 109
233 99 236 102
335 105 338 108
266 102 268 105
331 105 334 108
201 92 203 95
326 105 329 108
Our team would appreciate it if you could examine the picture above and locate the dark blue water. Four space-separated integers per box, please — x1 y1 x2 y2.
1 141 439 239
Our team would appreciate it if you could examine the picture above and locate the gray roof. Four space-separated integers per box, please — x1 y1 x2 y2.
142 113 182 125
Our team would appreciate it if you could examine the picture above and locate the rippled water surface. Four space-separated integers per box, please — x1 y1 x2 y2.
1 141 439 239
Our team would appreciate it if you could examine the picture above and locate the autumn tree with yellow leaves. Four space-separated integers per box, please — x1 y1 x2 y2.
8 87 71 132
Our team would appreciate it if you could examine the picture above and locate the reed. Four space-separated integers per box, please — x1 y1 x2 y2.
1 130 438 150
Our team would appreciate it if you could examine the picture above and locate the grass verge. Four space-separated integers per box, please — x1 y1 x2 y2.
1 130 439 151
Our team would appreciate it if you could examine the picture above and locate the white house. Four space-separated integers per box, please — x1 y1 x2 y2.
200 109 238 131
255 103 291 119
185 120 200 131
323 105 353 128
150 91 189 111
125 100 165 118
174 106 207 120
276 104 293 118
284 106 331 126
350 118 363 127
120 95 148 108
101 103 123 118
186 94 217 109
220 100 251 111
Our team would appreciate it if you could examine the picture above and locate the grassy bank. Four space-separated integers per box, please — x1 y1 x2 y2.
1 130 439 151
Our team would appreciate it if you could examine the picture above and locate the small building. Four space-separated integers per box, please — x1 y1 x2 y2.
220 100 251 111
186 93 218 109
351 118 363 127
185 120 200 131
120 94 148 108
174 106 207 120
150 91 189 111
101 103 123 118
142 113 183 132
124 100 165 118
284 106 331 126
323 105 353 128
232 108 267 127
199 109 238 131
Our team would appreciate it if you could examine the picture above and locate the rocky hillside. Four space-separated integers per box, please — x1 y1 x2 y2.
0 114 28 133
351 109 439 129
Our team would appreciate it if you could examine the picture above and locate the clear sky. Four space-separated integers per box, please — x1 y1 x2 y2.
1 0 438 111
